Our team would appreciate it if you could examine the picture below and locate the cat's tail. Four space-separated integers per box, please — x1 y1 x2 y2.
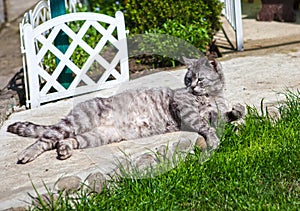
7 121 51 138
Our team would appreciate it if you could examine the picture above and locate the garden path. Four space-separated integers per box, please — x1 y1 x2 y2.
1 0 300 209
1 52 300 210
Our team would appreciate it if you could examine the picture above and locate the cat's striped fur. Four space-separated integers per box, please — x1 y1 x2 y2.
7 56 245 164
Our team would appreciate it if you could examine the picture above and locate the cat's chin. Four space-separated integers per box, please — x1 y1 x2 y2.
192 91 209 97
188 87 208 96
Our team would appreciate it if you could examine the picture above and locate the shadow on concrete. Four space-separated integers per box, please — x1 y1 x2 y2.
220 39 300 55
6 68 26 106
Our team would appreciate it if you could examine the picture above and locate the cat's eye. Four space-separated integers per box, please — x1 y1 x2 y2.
184 69 193 86
198 77 204 82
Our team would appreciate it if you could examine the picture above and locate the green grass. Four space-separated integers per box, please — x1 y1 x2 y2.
31 90 300 210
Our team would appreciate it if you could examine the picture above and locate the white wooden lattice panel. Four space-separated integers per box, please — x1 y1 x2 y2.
22 11 129 108
20 0 51 108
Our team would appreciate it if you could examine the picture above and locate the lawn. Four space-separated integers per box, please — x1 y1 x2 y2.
32 90 300 210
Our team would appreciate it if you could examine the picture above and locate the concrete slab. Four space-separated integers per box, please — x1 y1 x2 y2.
217 0 300 54
0 0 300 209
5 0 39 22
0 69 198 210
1 51 300 209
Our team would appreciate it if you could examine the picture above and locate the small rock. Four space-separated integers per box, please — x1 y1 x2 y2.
55 175 82 192
86 172 106 193
135 153 158 171
267 107 281 121
172 138 193 153
195 136 207 151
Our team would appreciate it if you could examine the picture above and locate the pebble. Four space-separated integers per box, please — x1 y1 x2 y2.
86 172 106 193
195 136 207 151
55 175 82 192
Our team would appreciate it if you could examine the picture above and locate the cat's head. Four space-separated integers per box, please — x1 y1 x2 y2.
183 56 225 96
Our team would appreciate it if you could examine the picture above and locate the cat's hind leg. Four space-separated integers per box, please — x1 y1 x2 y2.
7 120 74 140
18 137 57 164
56 138 78 160
57 127 124 160
199 126 220 151
18 126 71 164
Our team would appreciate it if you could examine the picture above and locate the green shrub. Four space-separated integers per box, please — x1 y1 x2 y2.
43 0 224 73
88 0 223 54
88 0 124 16
124 0 223 51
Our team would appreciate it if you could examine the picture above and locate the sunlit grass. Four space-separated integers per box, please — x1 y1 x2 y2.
30 90 300 210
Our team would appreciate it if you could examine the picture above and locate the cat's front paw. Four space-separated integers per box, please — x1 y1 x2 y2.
232 103 245 119
57 138 76 160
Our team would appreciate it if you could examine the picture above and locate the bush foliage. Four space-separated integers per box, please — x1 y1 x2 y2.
88 0 223 51
43 0 224 73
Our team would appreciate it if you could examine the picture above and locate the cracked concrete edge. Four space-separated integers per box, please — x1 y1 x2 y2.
1 52 300 210
1 132 201 210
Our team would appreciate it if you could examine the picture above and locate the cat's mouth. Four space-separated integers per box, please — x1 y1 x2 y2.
188 86 208 96
193 91 208 97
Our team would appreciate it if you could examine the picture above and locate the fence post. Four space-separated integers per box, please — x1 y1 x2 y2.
49 0 73 88
23 23 40 108
234 0 243 51
116 11 129 81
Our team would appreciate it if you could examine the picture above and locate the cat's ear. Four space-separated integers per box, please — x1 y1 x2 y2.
209 59 222 74
197 53 208 62
184 68 193 86
209 59 218 70
182 57 193 65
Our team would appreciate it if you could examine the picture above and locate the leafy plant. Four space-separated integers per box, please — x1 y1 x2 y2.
88 0 223 67
124 0 223 50
42 0 224 72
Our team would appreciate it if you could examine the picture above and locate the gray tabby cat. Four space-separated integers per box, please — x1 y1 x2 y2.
7 55 245 164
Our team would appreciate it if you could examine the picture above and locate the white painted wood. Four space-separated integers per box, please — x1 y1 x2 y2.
21 11 129 108
234 0 243 51
221 0 244 51
20 0 85 108
23 23 41 107
116 10 129 81
20 14 30 108
65 0 81 13
30 0 50 26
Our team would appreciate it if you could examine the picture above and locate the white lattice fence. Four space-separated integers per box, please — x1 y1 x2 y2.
22 11 129 108
21 0 82 26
